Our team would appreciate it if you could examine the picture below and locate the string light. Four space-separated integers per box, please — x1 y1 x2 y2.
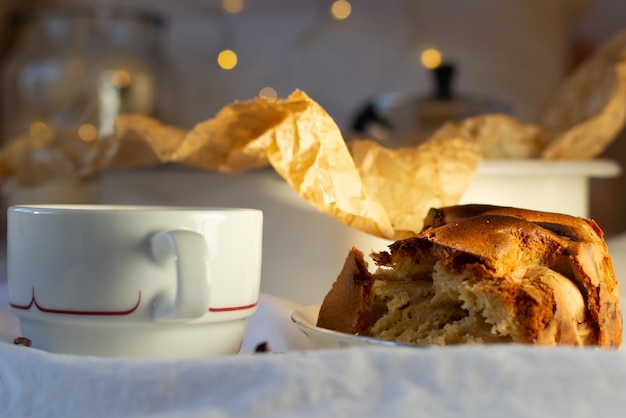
259 87 277 99
421 48 442 69
222 0 244 14
78 123 97 142
330 0 351 20
217 49 238 70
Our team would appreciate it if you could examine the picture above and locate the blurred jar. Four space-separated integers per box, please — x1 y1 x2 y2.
0 3 173 142
0 3 174 245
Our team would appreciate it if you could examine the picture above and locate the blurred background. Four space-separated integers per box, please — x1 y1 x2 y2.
0 0 602 130
0 0 625 231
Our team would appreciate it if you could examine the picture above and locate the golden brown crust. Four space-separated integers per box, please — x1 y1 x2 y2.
317 248 373 334
318 204 622 348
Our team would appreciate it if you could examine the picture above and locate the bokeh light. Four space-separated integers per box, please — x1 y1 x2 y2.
111 70 131 89
421 48 443 69
331 0 351 20
217 49 238 70
78 123 97 142
259 86 277 99
222 0 244 14
28 121 49 137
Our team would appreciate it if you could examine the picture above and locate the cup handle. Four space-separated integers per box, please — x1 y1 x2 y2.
150 230 210 322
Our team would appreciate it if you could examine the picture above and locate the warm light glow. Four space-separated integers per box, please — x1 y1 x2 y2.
421 48 443 69
78 123 98 142
259 86 277 99
217 49 238 70
331 0 351 20
222 0 244 14
111 70 131 89
29 121 49 137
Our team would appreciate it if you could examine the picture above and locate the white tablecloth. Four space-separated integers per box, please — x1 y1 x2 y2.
2 234 626 417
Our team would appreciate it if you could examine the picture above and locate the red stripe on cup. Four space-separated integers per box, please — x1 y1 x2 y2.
209 301 258 312
10 287 142 316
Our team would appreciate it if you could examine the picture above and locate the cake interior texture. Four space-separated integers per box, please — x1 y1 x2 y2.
364 251 589 345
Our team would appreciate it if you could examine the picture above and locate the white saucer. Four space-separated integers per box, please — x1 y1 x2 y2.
290 304 421 349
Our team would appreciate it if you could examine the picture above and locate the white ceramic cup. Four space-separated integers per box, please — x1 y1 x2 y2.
7 205 263 358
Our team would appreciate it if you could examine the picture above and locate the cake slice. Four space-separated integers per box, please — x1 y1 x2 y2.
317 204 622 347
